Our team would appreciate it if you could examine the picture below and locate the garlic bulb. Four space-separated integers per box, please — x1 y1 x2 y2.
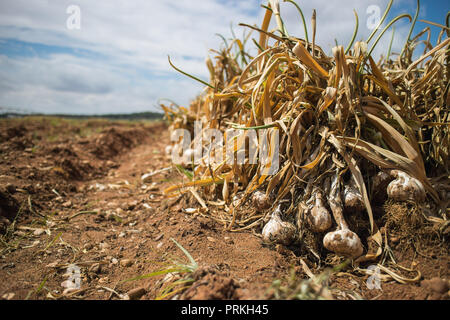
323 229 363 259
307 190 332 233
343 179 364 212
252 190 272 211
262 206 297 246
323 174 364 259
387 170 426 202
181 148 194 167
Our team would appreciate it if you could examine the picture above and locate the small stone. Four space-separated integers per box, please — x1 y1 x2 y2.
33 228 45 236
119 232 126 238
99 242 110 250
98 277 108 284
46 261 59 268
107 202 118 209
128 201 139 210
106 160 116 167
47 221 56 228
207 237 216 242
120 259 133 267
156 242 163 249
62 200 72 208
106 212 121 222
111 258 118 265
224 236 234 244
2 292 15 300
127 287 147 300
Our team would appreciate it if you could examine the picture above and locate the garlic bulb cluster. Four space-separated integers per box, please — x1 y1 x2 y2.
387 170 426 203
262 206 297 246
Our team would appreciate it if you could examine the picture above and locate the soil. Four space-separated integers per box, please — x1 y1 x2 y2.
0 117 448 300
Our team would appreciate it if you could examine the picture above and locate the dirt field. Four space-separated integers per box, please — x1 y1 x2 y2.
0 117 448 300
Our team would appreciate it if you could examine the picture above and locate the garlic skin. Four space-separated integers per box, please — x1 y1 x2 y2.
307 191 332 233
343 180 364 212
323 230 364 259
181 148 194 167
252 190 272 211
232 193 243 208
262 206 297 246
165 145 173 156
387 170 426 203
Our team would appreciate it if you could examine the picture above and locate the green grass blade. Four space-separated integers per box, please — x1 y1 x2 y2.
215 33 229 49
284 0 309 43
368 14 412 59
401 0 420 58
170 238 197 269
121 268 182 283
367 0 393 44
345 10 359 54
387 26 396 60
252 38 265 52
168 56 215 90
175 164 194 180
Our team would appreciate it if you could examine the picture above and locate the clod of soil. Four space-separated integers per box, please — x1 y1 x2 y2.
180 267 242 300
0 188 20 222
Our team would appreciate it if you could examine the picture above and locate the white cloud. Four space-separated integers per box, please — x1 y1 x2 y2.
0 0 424 114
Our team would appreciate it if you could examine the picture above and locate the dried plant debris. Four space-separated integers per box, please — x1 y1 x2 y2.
161 0 449 261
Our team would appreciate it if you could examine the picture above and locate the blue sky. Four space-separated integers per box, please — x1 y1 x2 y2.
0 0 447 115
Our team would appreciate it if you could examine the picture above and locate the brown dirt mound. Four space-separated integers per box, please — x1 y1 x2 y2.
7 125 27 138
181 267 243 300
89 127 149 160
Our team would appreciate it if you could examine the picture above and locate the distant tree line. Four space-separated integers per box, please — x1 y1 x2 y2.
0 112 164 121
